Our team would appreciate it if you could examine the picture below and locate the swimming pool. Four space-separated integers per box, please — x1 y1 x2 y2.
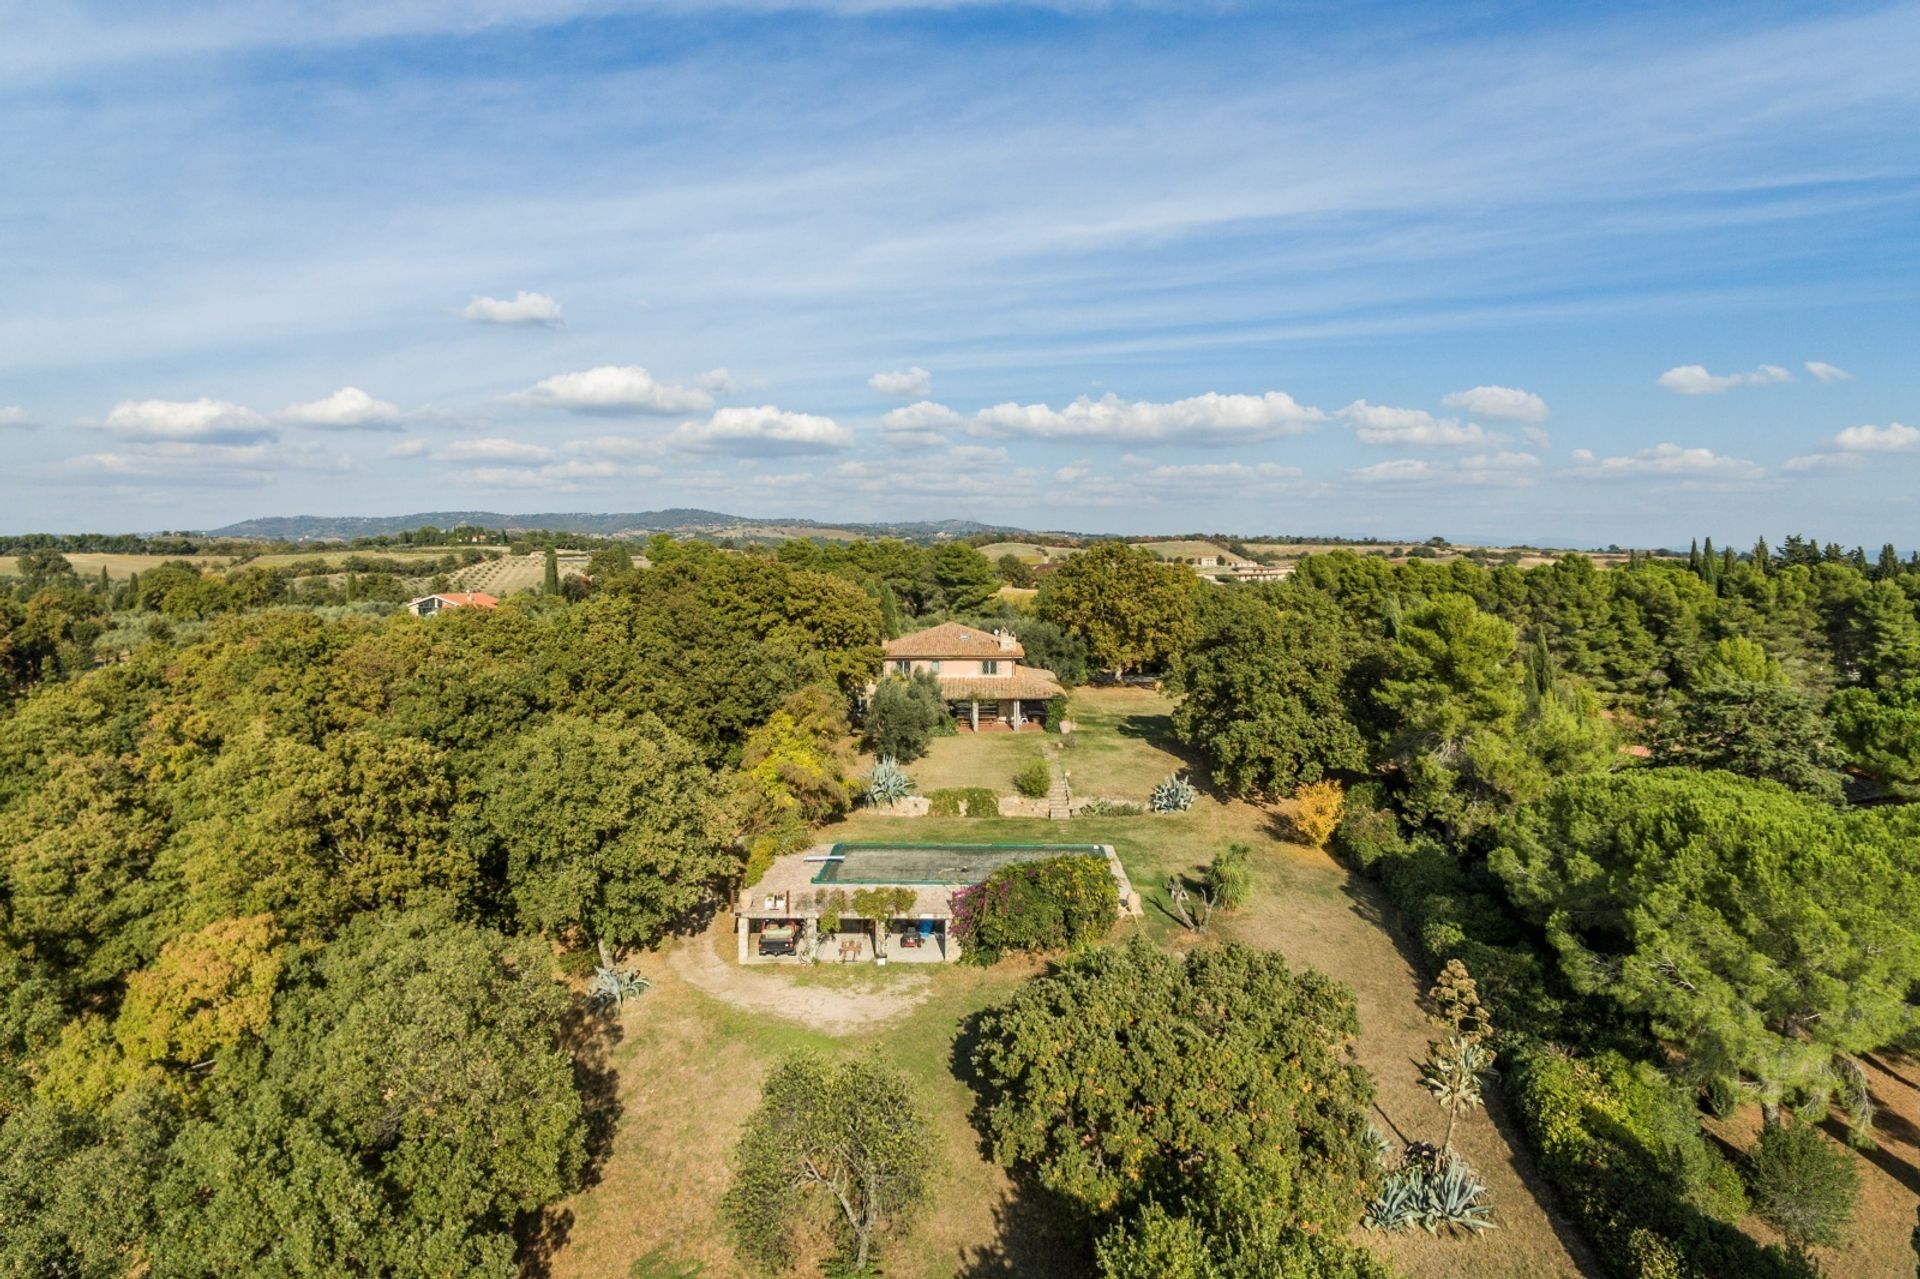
810 842 1105 886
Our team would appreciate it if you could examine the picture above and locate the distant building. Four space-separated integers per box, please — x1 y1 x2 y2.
879 621 1063 731
405 591 499 617
1229 564 1292 582
1193 554 1221 567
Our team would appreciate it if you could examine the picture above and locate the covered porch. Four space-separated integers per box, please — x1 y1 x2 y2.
936 670 1064 733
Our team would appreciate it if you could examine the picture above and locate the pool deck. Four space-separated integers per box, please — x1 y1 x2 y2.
734 841 1142 964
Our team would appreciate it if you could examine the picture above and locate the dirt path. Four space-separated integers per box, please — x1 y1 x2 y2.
1224 843 1601 1279
664 923 935 1034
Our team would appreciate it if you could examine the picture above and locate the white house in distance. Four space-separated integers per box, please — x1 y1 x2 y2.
879 621 1063 731
405 591 499 617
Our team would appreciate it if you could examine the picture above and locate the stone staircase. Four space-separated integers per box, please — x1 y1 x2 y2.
1046 760 1072 820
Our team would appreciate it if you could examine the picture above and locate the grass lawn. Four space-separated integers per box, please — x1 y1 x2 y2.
881 729 1050 795
1060 685 1197 800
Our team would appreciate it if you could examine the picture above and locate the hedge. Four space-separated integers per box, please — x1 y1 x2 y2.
925 787 1001 817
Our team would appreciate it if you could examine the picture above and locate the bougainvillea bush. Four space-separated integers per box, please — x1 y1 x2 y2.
950 854 1117 964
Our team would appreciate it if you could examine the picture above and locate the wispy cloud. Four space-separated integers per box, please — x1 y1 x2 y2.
1803 360 1853 384
463 290 564 327
1339 400 1503 448
1655 363 1793 395
1568 443 1765 484
0 407 33 430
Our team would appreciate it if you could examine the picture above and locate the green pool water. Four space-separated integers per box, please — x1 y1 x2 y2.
811 842 1103 885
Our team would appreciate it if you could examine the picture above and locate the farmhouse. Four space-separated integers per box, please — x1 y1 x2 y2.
1229 564 1292 582
737 841 1139 964
880 621 1063 731
405 591 499 616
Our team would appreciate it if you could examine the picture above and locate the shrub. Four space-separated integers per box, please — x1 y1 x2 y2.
863 758 914 808
862 671 947 762
1076 798 1144 817
1292 779 1345 848
1014 758 1053 799
950 854 1117 964
925 787 1000 817
1149 773 1197 812
1330 787 1404 873
1043 695 1070 731
1204 843 1252 911
1746 1122 1859 1258
1507 1048 1795 1279
1702 1077 1739 1121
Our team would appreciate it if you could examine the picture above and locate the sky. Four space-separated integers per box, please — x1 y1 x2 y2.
2 1 1918 546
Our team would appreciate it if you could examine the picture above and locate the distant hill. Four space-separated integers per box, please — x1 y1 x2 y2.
205 509 1028 543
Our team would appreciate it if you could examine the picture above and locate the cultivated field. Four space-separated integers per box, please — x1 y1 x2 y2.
975 541 1069 565
0 552 232 580
1130 538 1245 563
448 551 591 596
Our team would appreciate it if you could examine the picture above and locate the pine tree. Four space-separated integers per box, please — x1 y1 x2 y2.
1877 544 1901 580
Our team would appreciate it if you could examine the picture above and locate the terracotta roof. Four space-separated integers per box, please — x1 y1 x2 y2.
883 621 1022 660
935 670 1063 701
410 592 499 609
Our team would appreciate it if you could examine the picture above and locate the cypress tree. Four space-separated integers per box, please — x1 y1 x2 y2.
98 565 110 594
543 547 560 594
1752 537 1771 574
1689 538 1700 574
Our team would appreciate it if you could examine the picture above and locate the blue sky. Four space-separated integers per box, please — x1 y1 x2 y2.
3 1 1918 545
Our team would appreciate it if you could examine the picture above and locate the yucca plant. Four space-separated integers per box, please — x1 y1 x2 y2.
1149 773 1198 813
1421 1152 1496 1234
864 757 914 808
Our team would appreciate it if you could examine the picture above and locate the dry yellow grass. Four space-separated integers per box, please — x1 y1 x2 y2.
0 552 230 580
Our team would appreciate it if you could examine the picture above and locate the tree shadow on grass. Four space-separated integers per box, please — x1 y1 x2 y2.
519 1005 628 1277
948 1006 1096 1278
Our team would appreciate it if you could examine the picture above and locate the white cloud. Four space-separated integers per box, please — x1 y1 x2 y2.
1804 361 1854 384
1568 442 1765 483
63 440 349 485
879 399 964 448
559 434 663 460
0 406 31 429
1134 460 1305 486
1782 452 1868 473
279 386 404 430
869 366 933 397
435 437 554 463
696 367 738 394
1832 422 1920 452
513 365 713 415
669 405 853 454
100 397 274 443
1054 464 1091 482
1351 451 1539 487
1339 400 1503 448
463 290 564 327
1440 385 1549 423
385 438 428 458
970 390 1322 445
1655 363 1793 395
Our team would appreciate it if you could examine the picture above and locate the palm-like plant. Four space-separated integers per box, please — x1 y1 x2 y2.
1421 1034 1496 1150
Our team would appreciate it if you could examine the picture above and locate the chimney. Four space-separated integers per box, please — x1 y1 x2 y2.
995 628 1017 652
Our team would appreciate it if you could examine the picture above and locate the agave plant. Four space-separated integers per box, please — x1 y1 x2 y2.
1421 1152 1496 1235
1149 773 1198 813
587 963 651 1011
864 757 915 808
1363 1149 1496 1236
